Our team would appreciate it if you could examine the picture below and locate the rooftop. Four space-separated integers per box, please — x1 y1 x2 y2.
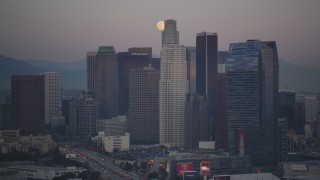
97 46 115 54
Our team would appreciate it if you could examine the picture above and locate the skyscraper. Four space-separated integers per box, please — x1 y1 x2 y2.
196 32 218 96
42 72 64 127
159 19 188 147
305 95 317 123
86 52 96 91
279 90 298 133
278 118 289 162
162 20 179 46
227 40 279 165
186 47 196 94
213 53 228 150
196 32 218 140
117 50 149 115
213 73 228 151
11 75 45 135
185 94 208 149
95 46 119 119
68 90 98 137
128 66 159 144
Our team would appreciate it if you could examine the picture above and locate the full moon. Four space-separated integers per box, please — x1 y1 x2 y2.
156 21 164 31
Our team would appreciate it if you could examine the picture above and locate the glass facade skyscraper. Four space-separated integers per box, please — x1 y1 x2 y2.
227 40 279 165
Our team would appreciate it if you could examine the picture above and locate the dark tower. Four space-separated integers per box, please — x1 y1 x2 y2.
95 46 118 119
196 32 218 140
117 50 150 115
11 75 45 135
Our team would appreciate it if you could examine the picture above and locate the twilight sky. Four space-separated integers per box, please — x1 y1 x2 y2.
0 0 319 68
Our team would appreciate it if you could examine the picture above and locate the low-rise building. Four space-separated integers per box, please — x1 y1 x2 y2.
0 129 54 154
96 115 127 136
102 133 130 152
7 165 86 180
283 161 320 177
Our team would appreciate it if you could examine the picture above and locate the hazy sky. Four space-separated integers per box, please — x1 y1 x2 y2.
1 0 319 68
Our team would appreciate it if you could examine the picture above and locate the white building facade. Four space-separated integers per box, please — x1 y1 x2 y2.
102 133 130 152
159 19 188 148
42 72 65 127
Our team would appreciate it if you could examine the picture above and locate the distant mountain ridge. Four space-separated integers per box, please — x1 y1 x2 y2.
0 55 86 89
21 59 86 71
279 59 320 93
0 54 319 93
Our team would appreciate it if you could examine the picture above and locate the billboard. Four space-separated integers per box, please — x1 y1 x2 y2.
177 162 193 175
237 129 246 156
200 160 210 176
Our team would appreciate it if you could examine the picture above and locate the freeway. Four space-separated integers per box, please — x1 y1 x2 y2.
78 148 141 180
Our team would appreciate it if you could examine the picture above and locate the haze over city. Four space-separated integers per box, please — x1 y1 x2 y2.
2 1 320 180
1 0 320 69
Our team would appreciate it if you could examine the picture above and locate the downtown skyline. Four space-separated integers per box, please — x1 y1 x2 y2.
0 0 320 70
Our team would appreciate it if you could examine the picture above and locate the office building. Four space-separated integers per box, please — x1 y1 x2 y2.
295 102 306 135
102 133 130 152
227 40 279 166
95 46 119 119
196 32 217 97
318 116 320 147
297 94 317 122
128 66 159 144
0 104 11 130
305 95 318 123
213 73 228 150
185 94 208 149
96 115 127 136
196 32 218 139
213 52 228 150
11 75 45 135
218 51 228 64
150 57 161 69
5 165 86 180
283 161 320 178
278 118 289 162
117 50 149 115
159 19 188 147
186 47 197 94
42 72 64 127
0 130 54 154
86 51 96 91
67 91 98 137
279 90 296 131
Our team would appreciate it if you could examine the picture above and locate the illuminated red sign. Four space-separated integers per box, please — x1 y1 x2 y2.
177 162 193 175
237 129 246 156
200 160 210 176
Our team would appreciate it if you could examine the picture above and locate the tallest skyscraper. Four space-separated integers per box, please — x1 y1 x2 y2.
159 19 189 147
